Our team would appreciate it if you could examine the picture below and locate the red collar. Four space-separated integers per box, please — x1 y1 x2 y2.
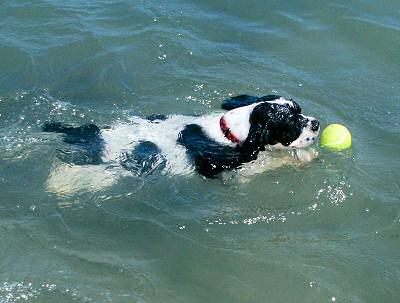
220 115 241 144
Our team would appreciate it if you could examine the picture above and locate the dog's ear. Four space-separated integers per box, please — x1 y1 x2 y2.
243 123 274 153
221 95 259 110
243 102 274 148
245 101 296 149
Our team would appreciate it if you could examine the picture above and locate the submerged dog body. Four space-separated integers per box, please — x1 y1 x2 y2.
44 95 320 193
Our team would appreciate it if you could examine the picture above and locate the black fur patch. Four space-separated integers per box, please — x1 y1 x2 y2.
146 114 167 122
178 124 258 177
120 141 165 176
221 94 281 110
43 122 104 165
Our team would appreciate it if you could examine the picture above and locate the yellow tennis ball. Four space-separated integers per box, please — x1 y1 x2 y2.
320 124 352 151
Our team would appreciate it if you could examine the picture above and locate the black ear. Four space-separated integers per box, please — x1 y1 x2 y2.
221 95 259 110
242 101 282 149
242 123 268 154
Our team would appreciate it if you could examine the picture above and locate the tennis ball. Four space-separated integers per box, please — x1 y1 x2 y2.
320 124 352 151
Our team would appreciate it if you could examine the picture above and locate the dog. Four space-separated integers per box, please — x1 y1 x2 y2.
43 94 320 195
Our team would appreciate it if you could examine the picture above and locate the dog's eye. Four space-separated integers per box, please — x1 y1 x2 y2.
291 101 301 114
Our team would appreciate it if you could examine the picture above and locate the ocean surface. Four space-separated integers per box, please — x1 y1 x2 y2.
1 1 399 302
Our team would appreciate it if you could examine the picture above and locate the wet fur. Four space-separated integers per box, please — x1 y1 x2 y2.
43 95 320 194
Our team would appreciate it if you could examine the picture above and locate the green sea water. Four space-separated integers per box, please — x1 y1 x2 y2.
1 1 399 302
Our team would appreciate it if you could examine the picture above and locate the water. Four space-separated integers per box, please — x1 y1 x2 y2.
1 0 399 302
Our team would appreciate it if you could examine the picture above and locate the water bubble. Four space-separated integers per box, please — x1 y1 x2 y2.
308 203 318 211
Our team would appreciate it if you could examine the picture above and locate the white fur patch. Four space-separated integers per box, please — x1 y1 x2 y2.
221 103 259 143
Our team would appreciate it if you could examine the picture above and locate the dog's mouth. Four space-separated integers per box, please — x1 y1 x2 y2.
306 125 320 143
288 122 320 149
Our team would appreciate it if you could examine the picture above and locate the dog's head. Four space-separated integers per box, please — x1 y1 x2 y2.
244 97 320 150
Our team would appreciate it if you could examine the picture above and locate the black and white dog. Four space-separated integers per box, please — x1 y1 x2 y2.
44 94 319 194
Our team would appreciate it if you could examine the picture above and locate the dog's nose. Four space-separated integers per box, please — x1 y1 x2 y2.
310 120 320 132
